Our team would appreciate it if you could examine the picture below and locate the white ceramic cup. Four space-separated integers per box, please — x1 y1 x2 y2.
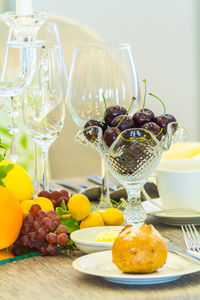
155 159 200 210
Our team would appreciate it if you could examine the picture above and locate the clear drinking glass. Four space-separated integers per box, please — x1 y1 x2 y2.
76 123 187 224
67 42 139 208
23 43 66 191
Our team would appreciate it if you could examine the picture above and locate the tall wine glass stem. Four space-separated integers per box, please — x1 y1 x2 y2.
98 159 112 209
124 187 146 225
34 142 40 196
42 145 50 191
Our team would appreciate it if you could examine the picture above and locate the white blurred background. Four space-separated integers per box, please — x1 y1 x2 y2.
0 0 199 177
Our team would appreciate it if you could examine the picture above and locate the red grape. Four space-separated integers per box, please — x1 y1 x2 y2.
33 220 40 231
35 240 44 250
46 232 57 244
49 191 61 200
57 233 68 245
28 240 36 249
20 235 29 246
60 189 69 198
38 190 50 198
25 214 34 224
28 231 37 241
56 196 69 207
46 243 57 255
37 210 47 220
37 227 47 240
51 199 57 209
39 245 48 256
12 246 24 256
30 204 41 216
47 210 57 221
56 224 67 235
51 221 59 231
21 223 32 234
41 217 52 230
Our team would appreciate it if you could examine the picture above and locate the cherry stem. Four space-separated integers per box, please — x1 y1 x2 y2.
116 97 136 129
100 93 107 124
149 93 166 116
142 79 147 113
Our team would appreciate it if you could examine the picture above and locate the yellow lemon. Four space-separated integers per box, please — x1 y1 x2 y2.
68 194 90 221
102 208 124 226
20 199 35 218
0 160 33 202
33 197 54 212
80 212 104 229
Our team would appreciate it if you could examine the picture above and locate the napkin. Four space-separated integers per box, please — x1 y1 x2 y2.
161 142 200 161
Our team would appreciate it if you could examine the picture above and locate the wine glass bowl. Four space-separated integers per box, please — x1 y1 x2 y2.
67 42 139 208
67 42 139 127
75 122 187 224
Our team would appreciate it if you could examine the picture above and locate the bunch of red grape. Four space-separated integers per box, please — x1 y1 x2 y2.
38 189 69 209
12 204 68 256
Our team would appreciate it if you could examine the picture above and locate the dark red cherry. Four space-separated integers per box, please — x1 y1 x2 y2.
84 119 107 142
105 105 127 126
111 115 135 131
133 108 155 127
154 114 176 134
103 127 121 147
142 122 163 141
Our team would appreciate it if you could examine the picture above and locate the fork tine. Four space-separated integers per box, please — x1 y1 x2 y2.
182 224 200 253
191 224 200 251
181 225 191 250
188 225 200 252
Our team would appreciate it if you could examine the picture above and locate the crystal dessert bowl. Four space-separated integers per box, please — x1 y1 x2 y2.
75 123 187 225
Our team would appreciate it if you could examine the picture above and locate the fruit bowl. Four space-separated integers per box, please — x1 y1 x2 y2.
75 122 187 225
70 226 123 253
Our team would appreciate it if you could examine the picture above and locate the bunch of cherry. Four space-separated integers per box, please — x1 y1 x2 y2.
12 204 68 256
38 189 69 209
84 82 176 147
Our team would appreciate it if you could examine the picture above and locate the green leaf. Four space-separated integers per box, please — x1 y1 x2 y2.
0 164 14 187
0 127 12 137
61 199 67 211
60 217 80 234
20 135 28 149
56 207 66 215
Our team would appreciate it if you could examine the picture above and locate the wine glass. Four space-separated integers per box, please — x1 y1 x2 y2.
23 43 66 191
76 123 187 224
67 42 139 209
32 21 68 195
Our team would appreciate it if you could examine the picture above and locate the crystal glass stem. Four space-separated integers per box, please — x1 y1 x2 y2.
42 145 50 191
98 159 112 209
33 142 40 196
9 97 18 163
124 186 146 225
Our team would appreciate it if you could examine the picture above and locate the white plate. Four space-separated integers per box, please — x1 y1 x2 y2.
72 250 200 285
71 226 124 253
143 199 200 226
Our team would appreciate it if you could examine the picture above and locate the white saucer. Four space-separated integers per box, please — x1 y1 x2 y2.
143 199 200 226
72 250 200 285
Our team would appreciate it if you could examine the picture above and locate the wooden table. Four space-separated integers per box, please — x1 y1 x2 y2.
0 180 200 300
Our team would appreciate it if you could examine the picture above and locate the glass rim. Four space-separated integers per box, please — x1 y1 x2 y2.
74 41 132 51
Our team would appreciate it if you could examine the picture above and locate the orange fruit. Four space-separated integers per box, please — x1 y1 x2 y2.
0 250 14 260
0 186 23 250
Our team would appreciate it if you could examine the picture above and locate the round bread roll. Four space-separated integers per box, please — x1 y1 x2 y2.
112 224 168 273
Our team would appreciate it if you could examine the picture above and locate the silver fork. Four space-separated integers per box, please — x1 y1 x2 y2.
181 224 200 253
